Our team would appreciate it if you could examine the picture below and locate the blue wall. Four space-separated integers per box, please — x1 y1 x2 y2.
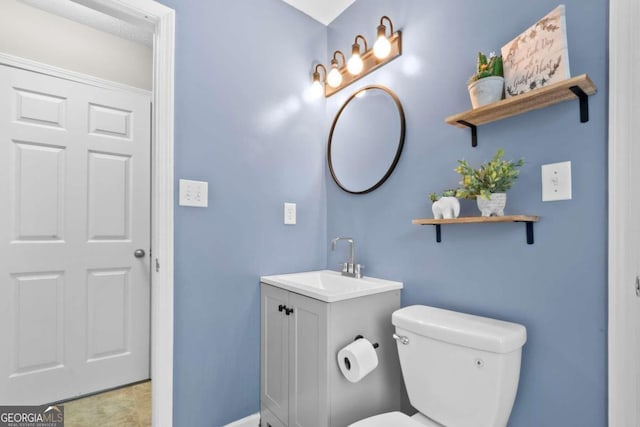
160 1 328 425
326 1 608 426
163 0 608 425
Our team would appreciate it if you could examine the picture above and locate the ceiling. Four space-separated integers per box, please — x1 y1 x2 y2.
21 0 354 45
280 0 356 25
19 0 153 47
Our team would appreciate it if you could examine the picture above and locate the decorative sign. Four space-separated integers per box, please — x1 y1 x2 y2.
501 5 570 98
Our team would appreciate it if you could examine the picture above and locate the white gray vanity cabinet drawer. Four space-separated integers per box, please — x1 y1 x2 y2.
260 282 402 427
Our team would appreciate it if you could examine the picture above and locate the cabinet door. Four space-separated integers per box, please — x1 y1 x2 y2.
288 293 329 427
261 284 290 425
261 406 287 427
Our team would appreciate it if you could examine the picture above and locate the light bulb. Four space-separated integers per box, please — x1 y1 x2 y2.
311 80 324 98
347 54 363 75
373 35 391 59
327 67 342 88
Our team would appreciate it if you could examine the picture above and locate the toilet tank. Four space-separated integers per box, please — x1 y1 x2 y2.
392 305 526 427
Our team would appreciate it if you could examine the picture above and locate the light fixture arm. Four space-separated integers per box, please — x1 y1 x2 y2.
332 50 346 68
379 16 394 35
313 63 327 82
353 34 368 53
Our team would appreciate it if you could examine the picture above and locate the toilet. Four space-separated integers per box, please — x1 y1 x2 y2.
350 305 527 427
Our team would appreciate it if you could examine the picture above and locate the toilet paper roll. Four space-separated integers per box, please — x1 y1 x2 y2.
337 338 379 383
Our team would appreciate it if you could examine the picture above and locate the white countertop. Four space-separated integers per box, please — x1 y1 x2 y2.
260 270 403 302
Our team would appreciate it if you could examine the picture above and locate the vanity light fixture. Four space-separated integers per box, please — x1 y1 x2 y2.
347 35 368 75
327 51 346 88
310 16 402 97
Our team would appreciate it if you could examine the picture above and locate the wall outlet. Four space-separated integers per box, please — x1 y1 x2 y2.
541 161 572 202
284 202 296 225
179 179 208 207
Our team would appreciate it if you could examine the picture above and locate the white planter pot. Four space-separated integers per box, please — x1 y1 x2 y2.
476 192 507 217
432 196 460 219
468 76 505 108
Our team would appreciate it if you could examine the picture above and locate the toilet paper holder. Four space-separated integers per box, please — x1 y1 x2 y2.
342 335 379 372
354 335 379 349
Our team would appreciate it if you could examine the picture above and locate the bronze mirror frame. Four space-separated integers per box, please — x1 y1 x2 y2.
327 85 406 195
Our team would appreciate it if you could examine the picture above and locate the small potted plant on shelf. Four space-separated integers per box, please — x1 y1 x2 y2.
455 148 524 217
429 189 460 219
468 51 504 108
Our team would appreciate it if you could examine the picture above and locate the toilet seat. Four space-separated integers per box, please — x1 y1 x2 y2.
349 411 423 427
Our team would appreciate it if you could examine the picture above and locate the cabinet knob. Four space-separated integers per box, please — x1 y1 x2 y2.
285 307 294 316
278 304 285 312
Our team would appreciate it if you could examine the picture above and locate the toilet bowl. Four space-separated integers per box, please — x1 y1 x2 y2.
349 305 527 427
350 411 441 427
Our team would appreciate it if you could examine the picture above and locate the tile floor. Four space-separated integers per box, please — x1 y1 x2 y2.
61 381 151 427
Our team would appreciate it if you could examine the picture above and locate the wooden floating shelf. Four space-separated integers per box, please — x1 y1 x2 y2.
412 215 540 225
412 215 540 244
445 74 596 147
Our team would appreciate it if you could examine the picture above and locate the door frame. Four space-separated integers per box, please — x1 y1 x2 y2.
609 0 639 424
12 0 176 425
2 0 174 422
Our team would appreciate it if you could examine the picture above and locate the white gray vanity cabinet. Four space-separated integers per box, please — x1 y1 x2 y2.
261 284 328 427
260 282 402 427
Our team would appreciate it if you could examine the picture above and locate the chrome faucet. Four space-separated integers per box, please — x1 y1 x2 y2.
331 237 364 278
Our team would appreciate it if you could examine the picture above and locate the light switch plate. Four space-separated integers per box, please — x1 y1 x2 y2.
541 161 572 202
284 202 296 225
179 179 208 207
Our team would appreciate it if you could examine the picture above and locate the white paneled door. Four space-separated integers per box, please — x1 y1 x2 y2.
0 64 151 404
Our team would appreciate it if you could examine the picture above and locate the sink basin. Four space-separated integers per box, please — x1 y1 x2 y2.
260 270 402 302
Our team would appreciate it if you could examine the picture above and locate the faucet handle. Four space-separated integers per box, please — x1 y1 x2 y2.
354 264 364 278
341 262 349 273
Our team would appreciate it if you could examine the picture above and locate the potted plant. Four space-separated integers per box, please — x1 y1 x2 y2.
429 189 460 219
468 51 504 108
455 149 524 216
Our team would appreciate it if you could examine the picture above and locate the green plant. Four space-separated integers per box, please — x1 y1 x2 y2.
429 189 458 203
455 149 524 200
469 51 504 84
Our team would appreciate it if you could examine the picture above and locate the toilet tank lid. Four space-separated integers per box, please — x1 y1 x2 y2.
392 305 527 354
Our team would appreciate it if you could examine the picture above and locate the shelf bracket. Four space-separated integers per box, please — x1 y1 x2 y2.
514 220 535 244
457 120 478 147
431 219 536 244
569 85 589 123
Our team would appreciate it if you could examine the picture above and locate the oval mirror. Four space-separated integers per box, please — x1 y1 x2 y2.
328 85 405 194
